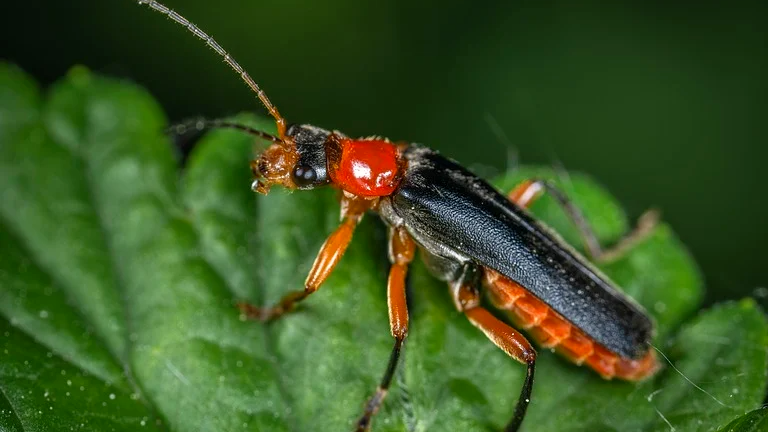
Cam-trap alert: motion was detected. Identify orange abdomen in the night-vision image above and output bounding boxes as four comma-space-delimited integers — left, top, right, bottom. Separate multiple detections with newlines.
484, 269, 659, 381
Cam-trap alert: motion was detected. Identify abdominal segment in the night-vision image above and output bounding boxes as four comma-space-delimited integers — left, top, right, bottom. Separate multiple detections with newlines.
483, 269, 659, 381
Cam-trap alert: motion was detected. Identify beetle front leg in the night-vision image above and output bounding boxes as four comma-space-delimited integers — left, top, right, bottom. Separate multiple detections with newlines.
239, 196, 371, 321
508, 179, 658, 263
355, 226, 415, 431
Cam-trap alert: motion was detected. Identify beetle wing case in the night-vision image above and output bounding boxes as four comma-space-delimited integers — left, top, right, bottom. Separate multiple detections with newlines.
388, 146, 654, 360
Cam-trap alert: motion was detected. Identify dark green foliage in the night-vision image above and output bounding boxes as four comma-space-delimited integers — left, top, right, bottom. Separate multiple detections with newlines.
0, 64, 766, 431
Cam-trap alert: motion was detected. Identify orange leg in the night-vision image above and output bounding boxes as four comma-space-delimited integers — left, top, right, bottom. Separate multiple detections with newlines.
451, 266, 536, 432
239, 196, 371, 321
508, 179, 658, 262
355, 226, 415, 432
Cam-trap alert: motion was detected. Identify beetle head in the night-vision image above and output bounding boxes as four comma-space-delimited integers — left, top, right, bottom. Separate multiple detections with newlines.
137, 0, 342, 195
251, 124, 335, 194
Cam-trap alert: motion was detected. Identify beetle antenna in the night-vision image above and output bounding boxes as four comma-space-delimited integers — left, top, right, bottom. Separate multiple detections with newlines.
137, 0, 288, 138
167, 117, 282, 144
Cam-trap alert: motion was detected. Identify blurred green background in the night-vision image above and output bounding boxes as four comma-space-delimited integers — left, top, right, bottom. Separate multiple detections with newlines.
1, 0, 766, 306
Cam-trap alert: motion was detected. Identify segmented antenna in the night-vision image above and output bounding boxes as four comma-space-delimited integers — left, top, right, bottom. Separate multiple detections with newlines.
167, 118, 282, 144
137, 0, 287, 137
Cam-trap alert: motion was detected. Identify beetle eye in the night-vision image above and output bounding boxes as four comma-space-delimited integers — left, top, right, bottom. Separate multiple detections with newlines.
292, 165, 318, 187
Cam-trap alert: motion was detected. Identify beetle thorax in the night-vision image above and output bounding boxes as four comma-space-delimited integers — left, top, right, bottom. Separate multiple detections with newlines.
328, 137, 402, 197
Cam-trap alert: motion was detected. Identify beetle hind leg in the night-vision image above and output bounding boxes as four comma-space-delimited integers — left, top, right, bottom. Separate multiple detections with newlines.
507, 179, 658, 263
451, 264, 537, 432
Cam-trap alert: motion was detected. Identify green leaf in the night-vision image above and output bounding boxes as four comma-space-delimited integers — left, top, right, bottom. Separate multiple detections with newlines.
0, 63, 766, 432
718, 407, 768, 432
647, 300, 768, 431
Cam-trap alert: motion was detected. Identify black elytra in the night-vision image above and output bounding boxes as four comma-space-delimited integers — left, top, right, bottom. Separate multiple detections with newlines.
380, 146, 653, 360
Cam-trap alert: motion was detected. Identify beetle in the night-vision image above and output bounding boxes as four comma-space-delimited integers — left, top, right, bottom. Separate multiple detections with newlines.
138, 1, 661, 430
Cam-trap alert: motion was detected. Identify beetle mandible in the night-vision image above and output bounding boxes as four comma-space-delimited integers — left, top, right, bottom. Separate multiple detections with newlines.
138, 1, 661, 430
